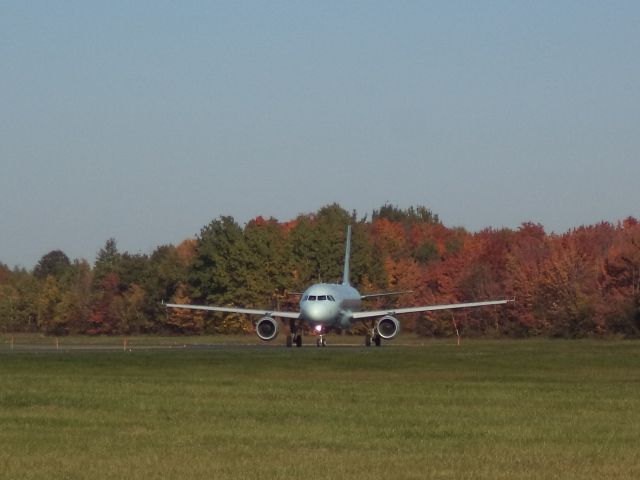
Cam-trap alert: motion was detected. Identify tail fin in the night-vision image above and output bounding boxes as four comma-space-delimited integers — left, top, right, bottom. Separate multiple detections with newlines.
342, 225, 352, 286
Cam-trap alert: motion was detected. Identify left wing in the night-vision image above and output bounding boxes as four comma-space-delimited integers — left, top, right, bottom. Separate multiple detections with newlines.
164, 303, 301, 319
351, 299, 513, 319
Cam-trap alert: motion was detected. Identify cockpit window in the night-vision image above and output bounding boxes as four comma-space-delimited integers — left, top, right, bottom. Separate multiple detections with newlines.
302, 295, 308, 301
308, 295, 317, 301
328, 295, 335, 301
318, 295, 327, 301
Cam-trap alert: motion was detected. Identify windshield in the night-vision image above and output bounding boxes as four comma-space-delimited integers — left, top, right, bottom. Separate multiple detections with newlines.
304, 294, 336, 302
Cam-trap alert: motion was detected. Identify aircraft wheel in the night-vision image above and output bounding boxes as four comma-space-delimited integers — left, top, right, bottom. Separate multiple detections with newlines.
316, 338, 321, 347
321, 338, 327, 347
374, 334, 381, 347
295, 335, 302, 348
365, 334, 372, 347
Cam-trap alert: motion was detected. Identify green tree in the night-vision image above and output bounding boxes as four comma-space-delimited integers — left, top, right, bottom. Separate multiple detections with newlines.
93, 238, 121, 286
413, 240, 440, 264
290, 204, 353, 285
36, 276, 66, 334
145, 244, 191, 332
188, 216, 260, 333
190, 216, 254, 305
33, 250, 71, 279
110, 284, 148, 334
372, 204, 440, 226
0, 284, 19, 332
244, 217, 295, 301
5, 269, 39, 332
57, 260, 94, 333
118, 253, 150, 289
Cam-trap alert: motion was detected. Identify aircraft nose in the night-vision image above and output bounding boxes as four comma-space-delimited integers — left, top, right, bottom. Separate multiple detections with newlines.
301, 302, 327, 322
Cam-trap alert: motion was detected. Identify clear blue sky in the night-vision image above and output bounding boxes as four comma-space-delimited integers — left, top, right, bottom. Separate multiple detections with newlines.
2, 1, 639, 268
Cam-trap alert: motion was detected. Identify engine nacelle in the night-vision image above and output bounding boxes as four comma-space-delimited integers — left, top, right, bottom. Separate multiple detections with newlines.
376, 315, 400, 340
256, 316, 279, 341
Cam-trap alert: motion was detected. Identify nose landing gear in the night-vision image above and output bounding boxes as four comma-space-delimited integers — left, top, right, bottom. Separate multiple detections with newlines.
314, 325, 327, 347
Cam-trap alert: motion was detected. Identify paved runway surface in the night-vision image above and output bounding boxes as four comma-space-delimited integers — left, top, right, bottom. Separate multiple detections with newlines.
0, 341, 386, 353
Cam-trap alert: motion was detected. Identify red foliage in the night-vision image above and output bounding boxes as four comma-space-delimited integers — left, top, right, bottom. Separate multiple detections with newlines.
87, 272, 120, 335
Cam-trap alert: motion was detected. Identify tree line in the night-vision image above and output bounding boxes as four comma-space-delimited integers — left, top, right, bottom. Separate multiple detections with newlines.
1, 203, 639, 338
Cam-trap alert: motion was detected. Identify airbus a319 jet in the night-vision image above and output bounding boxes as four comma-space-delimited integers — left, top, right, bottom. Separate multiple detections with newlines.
166, 226, 512, 347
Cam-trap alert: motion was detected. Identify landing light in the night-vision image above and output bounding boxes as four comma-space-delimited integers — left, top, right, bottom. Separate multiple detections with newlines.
314, 325, 322, 332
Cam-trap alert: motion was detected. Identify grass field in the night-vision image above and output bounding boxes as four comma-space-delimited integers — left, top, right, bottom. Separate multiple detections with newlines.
1, 339, 639, 479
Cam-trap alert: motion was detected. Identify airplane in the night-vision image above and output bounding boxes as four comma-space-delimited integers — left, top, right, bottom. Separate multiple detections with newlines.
165, 226, 513, 347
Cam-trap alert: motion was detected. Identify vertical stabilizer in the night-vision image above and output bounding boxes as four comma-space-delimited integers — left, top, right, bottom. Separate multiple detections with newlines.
342, 225, 352, 286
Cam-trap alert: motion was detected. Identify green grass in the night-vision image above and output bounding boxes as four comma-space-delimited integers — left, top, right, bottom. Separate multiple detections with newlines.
1, 340, 639, 479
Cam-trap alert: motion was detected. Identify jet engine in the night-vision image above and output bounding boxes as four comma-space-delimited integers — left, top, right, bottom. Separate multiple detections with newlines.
256, 316, 279, 341
376, 315, 400, 340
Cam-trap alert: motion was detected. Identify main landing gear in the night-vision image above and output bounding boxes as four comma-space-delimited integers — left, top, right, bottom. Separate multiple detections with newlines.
286, 319, 303, 348
365, 332, 382, 347
363, 321, 382, 347
316, 335, 327, 347
286, 334, 302, 348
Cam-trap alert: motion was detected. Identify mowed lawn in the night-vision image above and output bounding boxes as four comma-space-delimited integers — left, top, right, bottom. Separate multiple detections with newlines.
1, 340, 639, 479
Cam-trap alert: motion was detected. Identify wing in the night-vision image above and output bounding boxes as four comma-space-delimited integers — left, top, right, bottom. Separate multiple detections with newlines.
360, 290, 413, 300
164, 303, 301, 319
351, 299, 513, 319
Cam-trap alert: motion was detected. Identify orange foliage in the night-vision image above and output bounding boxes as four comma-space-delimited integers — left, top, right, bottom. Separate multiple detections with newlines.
167, 283, 205, 333
370, 218, 408, 259
175, 239, 197, 265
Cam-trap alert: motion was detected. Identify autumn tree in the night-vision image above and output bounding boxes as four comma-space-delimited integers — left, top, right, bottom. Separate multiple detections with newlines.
144, 244, 192, 332
503, 223, 550, 336
165, 283, 205, 333
4, 204, 640, 338
87, 272, 120, 334
370, 218, 409, 260
533, 237, 601, 337
599, 218, 640, 336
89, 239, 156, 334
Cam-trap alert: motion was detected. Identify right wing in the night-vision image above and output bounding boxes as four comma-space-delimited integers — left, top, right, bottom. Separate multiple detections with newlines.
360, 290, 413, 300
164, 303, 301, 319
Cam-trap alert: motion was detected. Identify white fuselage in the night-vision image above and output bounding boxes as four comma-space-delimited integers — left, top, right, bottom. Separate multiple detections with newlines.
299, 283, 362, 330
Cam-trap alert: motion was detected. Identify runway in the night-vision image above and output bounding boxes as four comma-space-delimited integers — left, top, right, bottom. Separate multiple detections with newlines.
0, 334, 445, 354
0, 340, 389, 354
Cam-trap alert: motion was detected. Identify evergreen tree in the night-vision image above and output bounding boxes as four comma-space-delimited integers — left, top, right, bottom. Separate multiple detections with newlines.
33, 250, 71, 279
